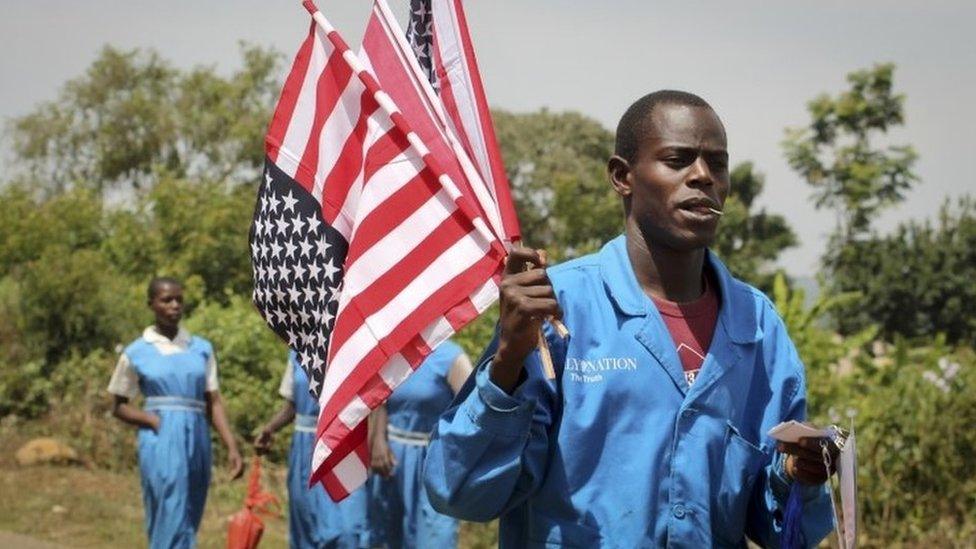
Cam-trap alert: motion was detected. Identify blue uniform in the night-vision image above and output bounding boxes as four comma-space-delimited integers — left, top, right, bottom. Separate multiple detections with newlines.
286, 351, 368, 549
122, 332, 214, 549
424, 235, 834, 548
369, 342, 463, 548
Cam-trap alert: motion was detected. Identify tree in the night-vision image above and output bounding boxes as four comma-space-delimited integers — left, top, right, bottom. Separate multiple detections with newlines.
7, 44, 280, 195
827, 197, 976, 345
492, 109, 622, 260
782, 63, 918, 242
103, 177, 259, 306
711, 162, 797, 289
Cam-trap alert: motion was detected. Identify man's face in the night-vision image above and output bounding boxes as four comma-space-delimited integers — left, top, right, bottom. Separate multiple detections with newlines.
149, 283, 184, 330
620, 103, 730, 251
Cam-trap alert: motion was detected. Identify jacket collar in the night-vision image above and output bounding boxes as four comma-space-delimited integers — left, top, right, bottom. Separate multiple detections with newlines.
143, 325, 192, 348
597, 234, 762, 344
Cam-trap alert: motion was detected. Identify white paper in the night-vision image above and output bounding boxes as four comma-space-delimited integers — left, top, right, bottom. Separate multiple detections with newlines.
767, 420, 830, 443
838, 431, 858, 549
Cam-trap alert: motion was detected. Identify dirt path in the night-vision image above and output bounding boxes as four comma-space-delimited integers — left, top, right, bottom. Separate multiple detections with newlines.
0, 530, 66, 549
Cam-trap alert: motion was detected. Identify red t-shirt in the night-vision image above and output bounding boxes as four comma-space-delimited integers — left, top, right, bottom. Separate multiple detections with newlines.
650, 274, 720, 386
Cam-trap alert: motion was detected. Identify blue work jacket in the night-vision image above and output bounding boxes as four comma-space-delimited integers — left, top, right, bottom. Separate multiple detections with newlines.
424, 235, 834, 548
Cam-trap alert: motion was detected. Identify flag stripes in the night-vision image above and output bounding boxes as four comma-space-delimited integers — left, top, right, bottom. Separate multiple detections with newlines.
256, 1, 508, 498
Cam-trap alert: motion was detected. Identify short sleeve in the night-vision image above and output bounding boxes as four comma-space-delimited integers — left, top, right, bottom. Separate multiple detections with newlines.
437, 341, 464, 377
107, 353, 140, 400
278, 361, 295, 401
205, 353, 220, 392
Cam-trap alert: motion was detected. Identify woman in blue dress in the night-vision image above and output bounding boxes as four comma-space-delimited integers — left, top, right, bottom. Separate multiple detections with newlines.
368, 340, 473, 548
254, 351, 368, 548
108, 277, 244, 549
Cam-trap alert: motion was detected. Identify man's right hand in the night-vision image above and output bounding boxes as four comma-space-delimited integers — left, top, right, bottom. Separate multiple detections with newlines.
490, 248, 562, 393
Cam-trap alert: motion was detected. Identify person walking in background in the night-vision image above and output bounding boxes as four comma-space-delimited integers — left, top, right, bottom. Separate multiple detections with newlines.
367, 340, 473, 549
254, 350, 368, 548
108, 277, 244, 549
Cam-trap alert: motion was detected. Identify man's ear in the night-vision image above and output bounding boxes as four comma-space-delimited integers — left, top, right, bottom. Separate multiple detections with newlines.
608, 155, 632, 198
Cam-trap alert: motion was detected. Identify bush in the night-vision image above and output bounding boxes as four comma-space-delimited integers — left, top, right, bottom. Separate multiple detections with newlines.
773, 274, 976, 546
183, 293, 288, 459
826, 196, 976, 346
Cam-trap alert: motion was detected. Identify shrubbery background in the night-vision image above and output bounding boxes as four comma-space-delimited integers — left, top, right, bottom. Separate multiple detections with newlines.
1, 47, 974, 546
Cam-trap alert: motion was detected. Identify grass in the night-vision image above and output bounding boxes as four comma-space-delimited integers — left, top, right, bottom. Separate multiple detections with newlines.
0, 462, 290, 548
0, 422, 496, 548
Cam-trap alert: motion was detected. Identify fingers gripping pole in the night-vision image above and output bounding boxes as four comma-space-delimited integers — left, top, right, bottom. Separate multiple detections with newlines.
533, 250, 568, 380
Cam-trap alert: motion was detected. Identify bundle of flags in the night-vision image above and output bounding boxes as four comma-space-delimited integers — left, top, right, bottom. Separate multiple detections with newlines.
249, 0, 518, 500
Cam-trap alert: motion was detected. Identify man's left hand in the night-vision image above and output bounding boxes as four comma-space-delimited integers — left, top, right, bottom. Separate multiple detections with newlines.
778, 437, 838, 485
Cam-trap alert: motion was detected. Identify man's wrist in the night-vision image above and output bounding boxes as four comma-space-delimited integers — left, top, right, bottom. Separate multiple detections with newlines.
489, 352, 524, 393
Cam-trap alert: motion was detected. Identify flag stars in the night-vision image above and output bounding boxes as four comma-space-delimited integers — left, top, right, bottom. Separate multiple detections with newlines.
322, 259, 341, 283
287, 285, 301, 303
307, 215, 321, 235
292, 261, 307, 281
315, 234, 332, 258
284, 239, 298, 259
267, 193, 281, 213
275, 217, 291, 236
316, 286, 330, 303
307, 261, 322, 281
276, 263, 290, 282
282, 190, 299, 213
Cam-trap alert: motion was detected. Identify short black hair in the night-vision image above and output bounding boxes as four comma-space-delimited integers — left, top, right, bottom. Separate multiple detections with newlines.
614, 90, 715, 162
147, 276, 182, 300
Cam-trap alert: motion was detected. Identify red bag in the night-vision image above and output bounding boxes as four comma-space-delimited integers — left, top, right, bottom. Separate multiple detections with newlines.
227, 456, 281, 549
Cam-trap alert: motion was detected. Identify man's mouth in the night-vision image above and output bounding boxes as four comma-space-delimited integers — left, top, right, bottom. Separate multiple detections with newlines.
677, 198, 723, 218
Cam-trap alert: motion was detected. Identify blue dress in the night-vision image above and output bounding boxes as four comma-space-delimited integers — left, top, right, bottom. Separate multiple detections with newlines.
287, 351, 368, 548
125, 334, 213, 549
369, 342, 463, 548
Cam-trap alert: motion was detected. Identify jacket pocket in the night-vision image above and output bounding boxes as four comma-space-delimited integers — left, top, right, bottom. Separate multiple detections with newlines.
713, 420, 767, 545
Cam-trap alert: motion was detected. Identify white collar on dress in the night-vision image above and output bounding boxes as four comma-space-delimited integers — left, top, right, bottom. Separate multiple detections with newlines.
142, 325, 192, 348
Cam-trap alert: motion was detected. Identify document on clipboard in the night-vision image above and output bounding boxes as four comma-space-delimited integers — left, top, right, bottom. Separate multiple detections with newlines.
767, 420, 858, 548
837, 428, 857, 549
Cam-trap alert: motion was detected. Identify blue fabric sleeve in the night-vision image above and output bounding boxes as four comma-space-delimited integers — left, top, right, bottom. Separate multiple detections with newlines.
424, 329, 559, 522
745, 326, 835, 548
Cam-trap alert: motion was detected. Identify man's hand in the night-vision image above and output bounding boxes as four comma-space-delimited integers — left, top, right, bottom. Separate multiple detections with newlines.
253, 428, 274, 455
490, 248, 562, 393
778, 437, 839, 485
146, 413, 161, 433
370, 437, 397, 478
227, 448, 245, 480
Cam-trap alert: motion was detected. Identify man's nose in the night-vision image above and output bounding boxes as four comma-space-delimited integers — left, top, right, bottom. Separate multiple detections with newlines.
687, 156, 714, 187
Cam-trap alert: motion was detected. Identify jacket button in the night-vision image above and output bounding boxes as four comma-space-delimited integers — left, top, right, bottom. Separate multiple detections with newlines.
672, 504, 686, 519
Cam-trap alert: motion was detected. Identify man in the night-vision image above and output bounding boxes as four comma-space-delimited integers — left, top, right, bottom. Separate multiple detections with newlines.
423, 90, 836, 547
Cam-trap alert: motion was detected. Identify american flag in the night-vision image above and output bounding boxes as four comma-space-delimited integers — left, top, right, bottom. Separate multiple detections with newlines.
251, 0, 508, 500
409, 0, 521, 245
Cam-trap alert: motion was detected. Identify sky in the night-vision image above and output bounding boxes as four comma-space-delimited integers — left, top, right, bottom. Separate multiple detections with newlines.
2, 0, 974, 276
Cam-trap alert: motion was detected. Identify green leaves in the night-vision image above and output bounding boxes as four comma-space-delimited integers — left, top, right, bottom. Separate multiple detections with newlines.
826, 197, 976, 345
7, 44, 279, 195
711, 162, 797, 290
183, 295, 286, 444
492, 109, 621, 260
783, 63, 918, 239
